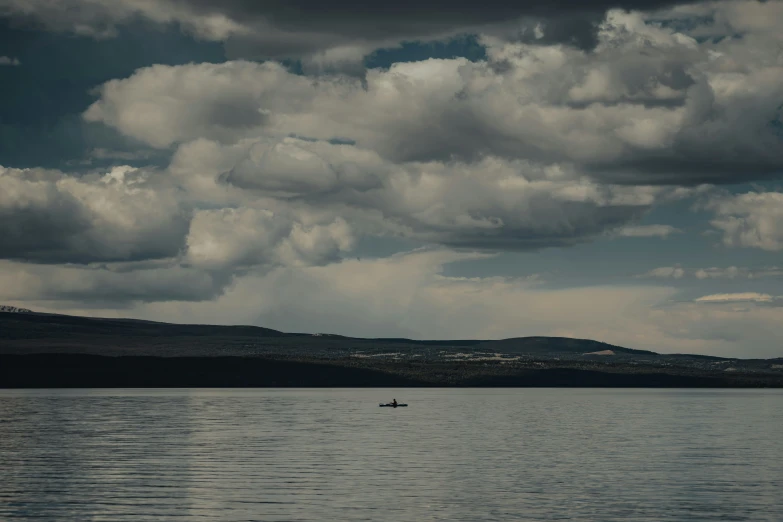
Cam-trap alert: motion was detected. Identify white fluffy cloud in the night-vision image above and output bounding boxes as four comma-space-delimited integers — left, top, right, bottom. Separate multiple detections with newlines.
707, 192, 783, 251
82, 9, 769, 264
179, 135, 694, 249
0, 159, 358, 300
224, 137, 385, 195
83, 9, 783, 184
11, 4, 781, 304
185, 207, 354, 270
0, 121, 695, 308
3, 2, 783, 357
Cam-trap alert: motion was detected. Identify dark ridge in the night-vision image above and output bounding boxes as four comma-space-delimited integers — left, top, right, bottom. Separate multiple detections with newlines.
0, 310, 287, 340
0, 354, 425, 388
2, 310, 782, 388
1, 311, 632, 351
2, 354, 775, 389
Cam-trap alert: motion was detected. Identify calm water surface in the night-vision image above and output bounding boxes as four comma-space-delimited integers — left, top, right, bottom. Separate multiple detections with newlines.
1, 388, 782, 521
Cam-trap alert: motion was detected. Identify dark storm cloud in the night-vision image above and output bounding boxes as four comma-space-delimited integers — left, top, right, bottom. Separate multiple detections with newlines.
0, 184, 93, 259
196, 0, 704, 57
0, 0, 713, 60
0, 167, 190, 264
0, 212, 189, 264
589, 154, 783, 186
183, 0, 699, 31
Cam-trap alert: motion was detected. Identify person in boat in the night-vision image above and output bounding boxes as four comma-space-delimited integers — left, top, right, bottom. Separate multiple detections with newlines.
392, 399, 397, 406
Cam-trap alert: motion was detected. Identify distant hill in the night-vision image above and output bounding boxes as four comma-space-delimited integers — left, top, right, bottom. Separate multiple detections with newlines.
0, 310, 651, 357
2, 310, 782, 388
0, 309, 286, 341
0, 308, 738, 363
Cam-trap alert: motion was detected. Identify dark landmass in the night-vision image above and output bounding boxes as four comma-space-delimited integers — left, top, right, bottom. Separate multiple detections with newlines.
2, 310, 782, 388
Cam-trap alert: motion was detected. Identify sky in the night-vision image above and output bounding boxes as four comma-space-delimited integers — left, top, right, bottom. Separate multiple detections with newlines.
1, 0, 782, 358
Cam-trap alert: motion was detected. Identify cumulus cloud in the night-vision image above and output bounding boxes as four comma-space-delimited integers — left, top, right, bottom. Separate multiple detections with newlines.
0, 56, 20, 66
0, 165, 189, 263
83, 8, 783, 185
185, 207, 355, 270
707, 192, 783, 251
0, 150, 688, 306
222, 137, 385, 195
5, 1, 783, 358
188, 135, 694, 250
15, 5, 764, 305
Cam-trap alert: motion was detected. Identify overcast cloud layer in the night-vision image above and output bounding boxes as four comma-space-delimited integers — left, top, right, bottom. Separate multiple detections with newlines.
1, 0, 783, 357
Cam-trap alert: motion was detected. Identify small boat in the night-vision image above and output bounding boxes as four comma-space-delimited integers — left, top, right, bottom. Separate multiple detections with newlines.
379, 403, 408, 407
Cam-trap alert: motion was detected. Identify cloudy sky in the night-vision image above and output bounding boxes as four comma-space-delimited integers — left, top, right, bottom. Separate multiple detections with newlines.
1, 0, 783, 357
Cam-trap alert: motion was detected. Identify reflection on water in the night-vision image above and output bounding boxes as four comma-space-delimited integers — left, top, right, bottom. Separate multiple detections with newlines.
1, 389, 782, 521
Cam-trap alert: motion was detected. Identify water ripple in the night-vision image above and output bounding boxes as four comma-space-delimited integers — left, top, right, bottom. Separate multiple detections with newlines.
1, 388, 782, 521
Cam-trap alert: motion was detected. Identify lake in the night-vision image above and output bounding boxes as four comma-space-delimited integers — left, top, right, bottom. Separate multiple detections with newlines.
1, 388, 782, 521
